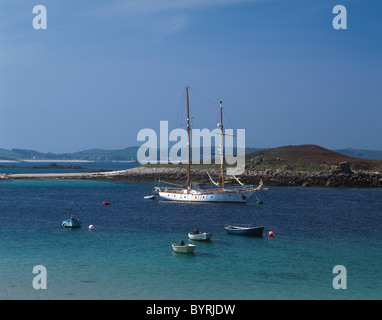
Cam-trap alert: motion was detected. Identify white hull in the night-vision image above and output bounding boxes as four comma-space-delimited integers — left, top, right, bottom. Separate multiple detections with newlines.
158, 190, 254, 203
147, 86, 268, 205
172, 244, 196, 254
188, 232, 212, 241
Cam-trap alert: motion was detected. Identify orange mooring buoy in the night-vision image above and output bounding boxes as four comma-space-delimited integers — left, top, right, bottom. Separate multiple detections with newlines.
268, 231, 275, 237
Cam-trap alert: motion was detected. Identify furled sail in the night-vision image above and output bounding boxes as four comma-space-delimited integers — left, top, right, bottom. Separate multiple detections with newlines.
206, 170, 220, 186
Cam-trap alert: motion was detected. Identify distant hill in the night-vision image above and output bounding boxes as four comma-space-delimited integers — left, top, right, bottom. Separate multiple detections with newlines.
66, 147, 139, 161
0, 148, 22, 160
246, 144, 382, 172
334, 148, 382, 161
1, 145, 382, 172
0, 147, 140, 161
0, 146, 260, 161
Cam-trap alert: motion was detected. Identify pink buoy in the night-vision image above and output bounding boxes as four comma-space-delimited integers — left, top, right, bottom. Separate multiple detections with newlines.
268, 231, 275, 237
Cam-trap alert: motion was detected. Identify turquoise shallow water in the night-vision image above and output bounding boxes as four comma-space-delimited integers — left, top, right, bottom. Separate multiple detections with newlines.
0, 178, 381, 299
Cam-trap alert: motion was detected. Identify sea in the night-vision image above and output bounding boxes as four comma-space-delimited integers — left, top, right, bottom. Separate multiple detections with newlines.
0, 161, 381, 300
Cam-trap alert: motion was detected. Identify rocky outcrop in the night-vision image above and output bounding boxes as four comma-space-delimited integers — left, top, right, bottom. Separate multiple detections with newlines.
1, 165, 381, 188
102, 166, 382, 188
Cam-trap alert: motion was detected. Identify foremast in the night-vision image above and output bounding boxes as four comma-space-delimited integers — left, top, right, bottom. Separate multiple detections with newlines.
185, 84, 191, 190
219, 101, 225, 191
185, 85, 226, 192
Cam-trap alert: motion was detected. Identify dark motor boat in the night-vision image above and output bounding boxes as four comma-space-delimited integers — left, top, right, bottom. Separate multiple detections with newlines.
224, 225, 264, 237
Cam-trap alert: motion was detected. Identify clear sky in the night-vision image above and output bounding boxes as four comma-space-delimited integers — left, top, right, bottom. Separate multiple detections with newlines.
0, 0, 381, 153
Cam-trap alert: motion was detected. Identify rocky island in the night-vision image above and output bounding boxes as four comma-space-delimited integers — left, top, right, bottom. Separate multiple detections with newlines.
0, 162, 85, 170
1, 145, 381, 188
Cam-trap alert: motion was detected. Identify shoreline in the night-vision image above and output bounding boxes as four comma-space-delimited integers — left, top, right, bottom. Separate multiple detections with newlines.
0, 159, 138, 163
0, 160, 94, 164
1, 166, 381, 188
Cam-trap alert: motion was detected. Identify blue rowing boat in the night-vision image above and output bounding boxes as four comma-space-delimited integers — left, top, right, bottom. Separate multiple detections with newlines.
61, 209, 82, 228
62, 217, 82, 228
224, 225, 264, 237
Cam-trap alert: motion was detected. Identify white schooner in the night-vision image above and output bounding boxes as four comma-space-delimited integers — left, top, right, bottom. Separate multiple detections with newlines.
155, 85, 265, 203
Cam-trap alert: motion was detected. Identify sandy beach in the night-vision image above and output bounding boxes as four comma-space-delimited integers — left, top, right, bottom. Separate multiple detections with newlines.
0, 169, 130, 180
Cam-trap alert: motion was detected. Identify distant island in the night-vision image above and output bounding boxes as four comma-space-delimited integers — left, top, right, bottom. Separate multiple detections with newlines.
0, 147, 140, 161
125, 144, 382, 188
1, 145, 382, 161
0, 162, 86, 170
1, 144, 381, 188
242, 144, 382, 187
0, 146, 263, 162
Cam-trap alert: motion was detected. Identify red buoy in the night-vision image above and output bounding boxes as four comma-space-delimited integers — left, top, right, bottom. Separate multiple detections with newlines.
103, 201, 110, 205
268, 231, 275, 237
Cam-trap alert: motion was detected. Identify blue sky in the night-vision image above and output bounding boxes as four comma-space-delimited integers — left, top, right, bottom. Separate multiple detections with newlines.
0, 0, 381, 153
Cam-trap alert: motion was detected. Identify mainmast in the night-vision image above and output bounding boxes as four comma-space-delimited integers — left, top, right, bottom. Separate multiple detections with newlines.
186, 84, 191, 189
219, 101, 225, 190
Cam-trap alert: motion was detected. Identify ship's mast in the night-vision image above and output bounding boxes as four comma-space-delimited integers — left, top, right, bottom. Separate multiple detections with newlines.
186, 84, 191, 189
220, 101, 225, 190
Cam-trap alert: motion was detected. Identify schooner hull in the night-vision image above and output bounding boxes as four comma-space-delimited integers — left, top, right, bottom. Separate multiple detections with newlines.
148, 86, 267, 205
158, 190, 254, 203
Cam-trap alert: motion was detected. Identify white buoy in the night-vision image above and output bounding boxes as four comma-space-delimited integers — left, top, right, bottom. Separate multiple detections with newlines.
89, 224, 94, 231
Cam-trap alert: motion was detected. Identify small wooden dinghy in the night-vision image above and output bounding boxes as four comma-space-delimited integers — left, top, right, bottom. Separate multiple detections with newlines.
188, 230, 212, 241
172, 243, 196, 254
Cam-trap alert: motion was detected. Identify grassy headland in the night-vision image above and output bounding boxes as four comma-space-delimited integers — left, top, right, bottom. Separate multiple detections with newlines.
140, 144, 382, 188
244, 144, 382, 173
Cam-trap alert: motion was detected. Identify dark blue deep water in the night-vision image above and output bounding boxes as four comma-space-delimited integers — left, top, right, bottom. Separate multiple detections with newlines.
0, 167, 381, 299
